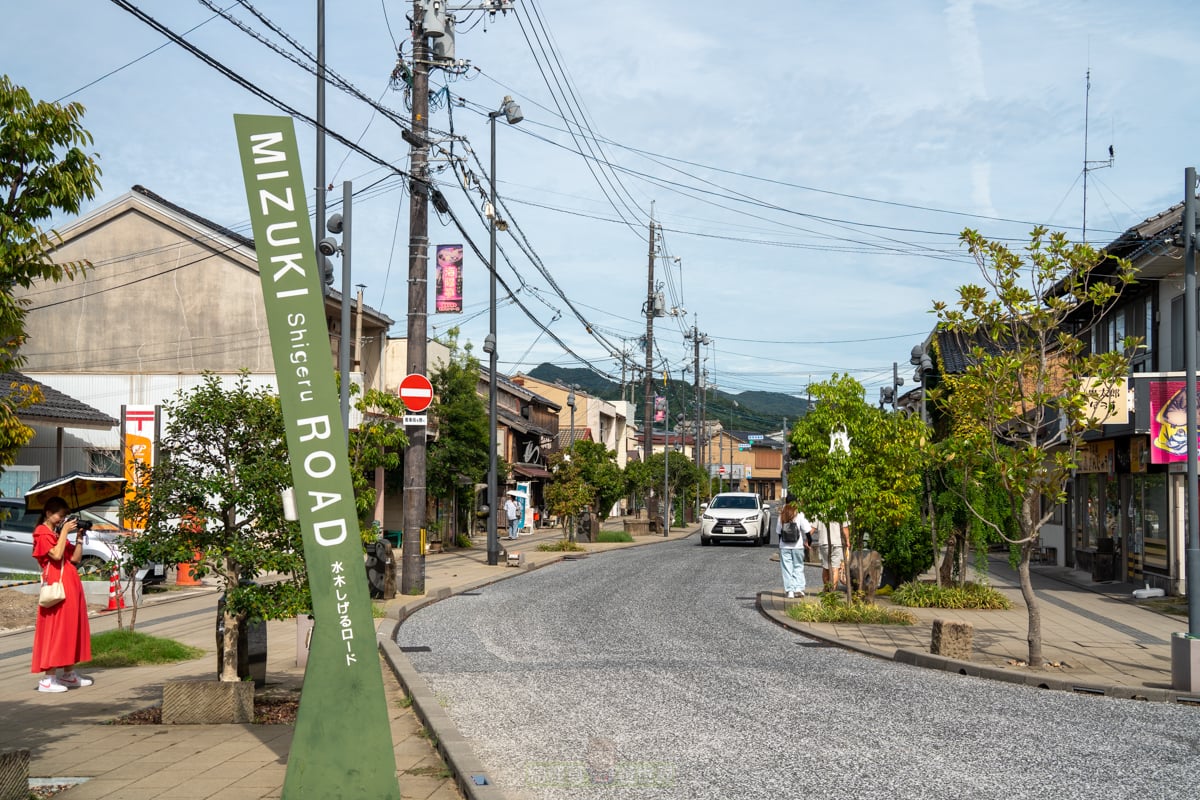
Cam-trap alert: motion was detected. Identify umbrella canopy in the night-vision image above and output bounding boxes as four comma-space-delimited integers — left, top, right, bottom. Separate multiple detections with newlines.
505, 489, 529, 497
24, 471, 127, 513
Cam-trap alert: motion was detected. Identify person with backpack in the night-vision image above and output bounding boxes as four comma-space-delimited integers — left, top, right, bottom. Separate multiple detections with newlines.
775, 495, 812, 598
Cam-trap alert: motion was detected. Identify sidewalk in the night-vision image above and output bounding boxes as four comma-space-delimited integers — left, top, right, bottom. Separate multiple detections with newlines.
0, 521, 687, 800
758, 553, 1199, 704
1, 522, 1194, 800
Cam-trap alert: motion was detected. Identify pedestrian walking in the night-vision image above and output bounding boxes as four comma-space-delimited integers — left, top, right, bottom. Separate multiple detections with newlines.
775, 495, 812, 598
813, 519, 850, 591
504, 495, 520, 540
31, 497, 93, 693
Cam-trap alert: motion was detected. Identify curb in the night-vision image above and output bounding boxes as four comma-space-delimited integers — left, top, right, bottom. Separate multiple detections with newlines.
756, 592, 1200, 707
379, 637, 508, 800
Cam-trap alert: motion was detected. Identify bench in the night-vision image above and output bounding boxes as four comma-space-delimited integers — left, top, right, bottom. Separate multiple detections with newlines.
1031, 546, 1057, 565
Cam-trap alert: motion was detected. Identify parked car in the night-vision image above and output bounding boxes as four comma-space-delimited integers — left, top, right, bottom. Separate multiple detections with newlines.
0, 498, 165, 583
699, 492, 770, 546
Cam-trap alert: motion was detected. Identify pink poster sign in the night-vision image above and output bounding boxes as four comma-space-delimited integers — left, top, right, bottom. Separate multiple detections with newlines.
435, 244, 463, 313
1148, 379, 1197, 464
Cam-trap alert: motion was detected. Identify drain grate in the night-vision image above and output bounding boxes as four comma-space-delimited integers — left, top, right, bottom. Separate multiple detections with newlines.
399, 645, 432, 653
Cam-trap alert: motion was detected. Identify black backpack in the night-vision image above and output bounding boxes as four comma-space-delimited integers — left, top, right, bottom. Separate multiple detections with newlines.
780, 520, 801, 544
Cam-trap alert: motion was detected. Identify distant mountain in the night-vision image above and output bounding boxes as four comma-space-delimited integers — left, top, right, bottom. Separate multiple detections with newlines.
525, 363, 808, 434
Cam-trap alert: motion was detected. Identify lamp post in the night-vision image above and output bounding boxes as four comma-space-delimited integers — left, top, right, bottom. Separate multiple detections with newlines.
566, 386, 576, 452
486, 95, 523, 567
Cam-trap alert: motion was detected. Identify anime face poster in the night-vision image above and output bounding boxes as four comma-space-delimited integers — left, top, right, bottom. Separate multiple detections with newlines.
1148, 380, 1199, 464
435, 244, 463, 313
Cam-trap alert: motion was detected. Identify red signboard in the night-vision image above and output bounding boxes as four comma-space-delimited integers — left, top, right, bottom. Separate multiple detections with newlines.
398, 373, 433, 413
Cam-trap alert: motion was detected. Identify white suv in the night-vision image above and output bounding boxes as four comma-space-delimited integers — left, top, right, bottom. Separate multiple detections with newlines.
699, 492, 769, 546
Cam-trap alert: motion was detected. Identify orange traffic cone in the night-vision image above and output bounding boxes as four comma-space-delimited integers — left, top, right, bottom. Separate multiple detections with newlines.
175, 553, 202, 586
106, 566, 124, 610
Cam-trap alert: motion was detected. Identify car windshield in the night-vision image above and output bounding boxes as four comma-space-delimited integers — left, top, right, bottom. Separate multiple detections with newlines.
710, 496, 758, 510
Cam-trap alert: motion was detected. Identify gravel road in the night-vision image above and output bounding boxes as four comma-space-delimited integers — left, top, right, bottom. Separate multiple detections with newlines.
397, 537, 1200, 800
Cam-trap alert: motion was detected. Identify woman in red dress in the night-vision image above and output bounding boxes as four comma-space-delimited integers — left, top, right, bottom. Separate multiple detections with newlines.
31, 497, 93, 693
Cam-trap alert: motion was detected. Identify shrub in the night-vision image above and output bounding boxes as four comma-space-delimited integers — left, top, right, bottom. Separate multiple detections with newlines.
891, 581, 1012, 610
536, 539, 586, 552
786, 592, 915, 625
454, 533, 473, 549
595, 530, 633, 543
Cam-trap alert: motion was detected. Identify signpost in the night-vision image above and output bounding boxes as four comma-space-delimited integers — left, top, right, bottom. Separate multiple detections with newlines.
234, 114, 399, 799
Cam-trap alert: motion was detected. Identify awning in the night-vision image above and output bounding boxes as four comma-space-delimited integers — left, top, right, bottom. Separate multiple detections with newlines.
512, 463, 552, 479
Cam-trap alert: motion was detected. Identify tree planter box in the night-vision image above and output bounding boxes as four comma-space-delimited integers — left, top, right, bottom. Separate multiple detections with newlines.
162, 680, 253, 724
1172, 632, 1200, 693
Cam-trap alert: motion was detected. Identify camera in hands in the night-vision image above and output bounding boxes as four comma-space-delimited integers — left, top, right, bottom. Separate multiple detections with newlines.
68, 515, 93, 533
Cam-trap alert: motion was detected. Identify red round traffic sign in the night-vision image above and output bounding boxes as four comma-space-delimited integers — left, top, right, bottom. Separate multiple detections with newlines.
398, 373, 433, 413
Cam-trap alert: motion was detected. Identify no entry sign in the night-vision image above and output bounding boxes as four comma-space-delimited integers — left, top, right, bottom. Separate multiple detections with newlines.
398, 373, 433, 413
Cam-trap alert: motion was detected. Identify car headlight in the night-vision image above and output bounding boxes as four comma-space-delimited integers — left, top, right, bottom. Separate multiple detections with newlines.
740, 513, 760, 522
701, 513, 715, 521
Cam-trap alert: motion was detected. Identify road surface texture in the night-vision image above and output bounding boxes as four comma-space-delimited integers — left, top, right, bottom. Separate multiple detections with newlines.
397, 537, 1200, 800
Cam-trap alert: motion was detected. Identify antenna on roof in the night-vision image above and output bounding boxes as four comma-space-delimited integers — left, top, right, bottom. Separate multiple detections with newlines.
1082, 68, 1114, 245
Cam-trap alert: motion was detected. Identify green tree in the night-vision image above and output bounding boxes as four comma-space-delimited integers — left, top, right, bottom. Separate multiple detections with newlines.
122, 373, 305, 681
643, 449, 704, 527
930, 461, 1016, 585
0, 76, 101, 465
427, 330, 489, 538
789, 374, 930, 588
347, 382, 407, 539
544, 448, 591, 541
565, 439, 624, 521
932, 227, 1134, 667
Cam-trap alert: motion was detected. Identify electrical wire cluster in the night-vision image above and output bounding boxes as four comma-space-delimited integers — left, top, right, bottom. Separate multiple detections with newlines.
85, 0, 1133, 401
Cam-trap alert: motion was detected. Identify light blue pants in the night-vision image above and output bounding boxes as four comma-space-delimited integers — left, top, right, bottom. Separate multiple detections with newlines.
780, 548, 807, 593
508, 518, 519, 539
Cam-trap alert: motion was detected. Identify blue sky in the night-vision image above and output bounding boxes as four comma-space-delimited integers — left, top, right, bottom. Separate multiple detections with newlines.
5, 1, 1200, 407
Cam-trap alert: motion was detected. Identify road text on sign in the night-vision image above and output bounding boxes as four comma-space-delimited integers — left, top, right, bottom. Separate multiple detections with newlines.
403, 415, 428, 427
398, 373, 434, 413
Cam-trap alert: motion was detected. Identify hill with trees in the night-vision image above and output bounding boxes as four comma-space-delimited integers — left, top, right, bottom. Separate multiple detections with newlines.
526, 364, 808, 434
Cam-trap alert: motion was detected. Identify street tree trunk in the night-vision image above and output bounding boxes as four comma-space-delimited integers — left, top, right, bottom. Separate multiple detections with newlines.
1017, 542, 1043, 668
220, 555, 241, 682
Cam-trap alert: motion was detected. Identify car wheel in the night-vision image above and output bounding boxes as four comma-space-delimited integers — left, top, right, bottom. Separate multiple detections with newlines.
77, 556, 107, 577
701, 535, 711, 546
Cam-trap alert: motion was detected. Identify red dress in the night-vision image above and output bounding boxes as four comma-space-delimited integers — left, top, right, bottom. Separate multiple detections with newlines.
31, 524, 92, 673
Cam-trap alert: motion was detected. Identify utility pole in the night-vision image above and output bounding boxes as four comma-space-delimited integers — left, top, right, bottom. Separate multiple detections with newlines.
401, 1, 433, 595
643, 219, 657, 521
781, 416, 788, 498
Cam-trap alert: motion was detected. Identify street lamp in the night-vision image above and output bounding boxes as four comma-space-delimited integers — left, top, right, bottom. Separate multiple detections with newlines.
486, 95, 523, 567
566, 385, 576, 452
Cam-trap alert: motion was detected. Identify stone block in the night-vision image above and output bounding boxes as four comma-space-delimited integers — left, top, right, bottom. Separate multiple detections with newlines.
930, 618, 974, 661
162, 680, 254, 724
1171, 632, 1200, 693
0, 749, 29, 800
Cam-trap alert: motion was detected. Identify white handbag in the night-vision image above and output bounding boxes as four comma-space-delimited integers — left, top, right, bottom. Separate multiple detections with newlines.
38, 573, 66, 608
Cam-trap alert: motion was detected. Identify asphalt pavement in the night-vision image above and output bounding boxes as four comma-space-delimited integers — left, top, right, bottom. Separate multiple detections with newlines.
0, 518, 1196, 799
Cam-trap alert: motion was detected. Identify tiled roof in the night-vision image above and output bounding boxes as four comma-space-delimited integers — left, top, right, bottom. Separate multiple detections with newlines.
0, 372, 118, 429
936, 329, 1009, 375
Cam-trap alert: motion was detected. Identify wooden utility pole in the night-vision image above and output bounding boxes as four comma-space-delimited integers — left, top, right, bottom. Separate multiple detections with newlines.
402, 1, 431, 595
643, 220, 657, 521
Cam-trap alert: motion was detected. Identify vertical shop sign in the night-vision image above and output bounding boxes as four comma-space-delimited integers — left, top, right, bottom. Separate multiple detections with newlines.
435, 243, 463, 313
234, 114, 399, 799
121, 405, 157, 530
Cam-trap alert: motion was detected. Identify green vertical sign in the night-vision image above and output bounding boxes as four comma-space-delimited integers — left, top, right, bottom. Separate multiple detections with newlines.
233, 114, 400, 799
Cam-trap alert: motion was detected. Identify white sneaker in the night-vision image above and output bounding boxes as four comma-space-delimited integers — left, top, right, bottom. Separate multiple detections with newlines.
786, 591, 795, 599
58, 671, 93, 688
37, 676, 68, 693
